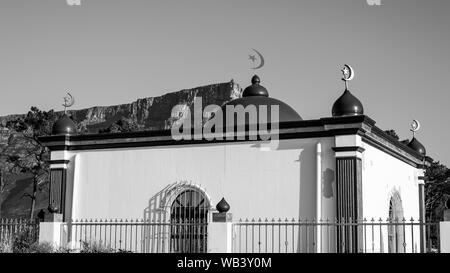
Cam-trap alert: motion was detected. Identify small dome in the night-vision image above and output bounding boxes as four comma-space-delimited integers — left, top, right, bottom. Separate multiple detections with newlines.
242, 75, 269, 97
332, 89, 364, 117
52, 115, 77, 135
407, 137, 426, 156
214, 75, 302, 126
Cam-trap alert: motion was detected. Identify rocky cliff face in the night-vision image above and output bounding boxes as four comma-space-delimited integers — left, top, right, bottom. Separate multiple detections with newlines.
0, 80, 242, 218
72, 81, 241, 133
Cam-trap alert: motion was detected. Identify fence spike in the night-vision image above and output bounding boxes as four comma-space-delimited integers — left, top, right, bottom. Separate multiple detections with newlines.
258, 218, 262, 223
410, 217, 414, 222
292, 218, 295, 222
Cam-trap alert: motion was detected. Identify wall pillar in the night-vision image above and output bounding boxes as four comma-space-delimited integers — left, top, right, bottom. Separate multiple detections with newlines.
418, 179, 426, 252
48, 151, 70, 221
333, 135, 365, 253
207, 212, 233, 253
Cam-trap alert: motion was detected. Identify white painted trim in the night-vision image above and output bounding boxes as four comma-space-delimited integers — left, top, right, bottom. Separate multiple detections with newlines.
50, 163, 68, 169
316, 142, 322, 253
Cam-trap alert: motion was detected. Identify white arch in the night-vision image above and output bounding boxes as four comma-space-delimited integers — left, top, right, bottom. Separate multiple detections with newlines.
159, 181, 213, 212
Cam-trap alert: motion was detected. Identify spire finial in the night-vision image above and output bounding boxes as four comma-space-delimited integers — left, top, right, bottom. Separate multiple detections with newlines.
341, 64, 355, 90
216, 197, 230, 213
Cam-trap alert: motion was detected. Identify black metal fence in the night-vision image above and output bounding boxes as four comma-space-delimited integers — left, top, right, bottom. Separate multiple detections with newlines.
0, 218, 40, 245
64, 219, 208, 253
232, 218, 440, 253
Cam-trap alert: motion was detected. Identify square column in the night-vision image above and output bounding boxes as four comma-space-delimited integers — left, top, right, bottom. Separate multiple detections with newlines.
333, 135, 365, 253
207, 212, 233, 253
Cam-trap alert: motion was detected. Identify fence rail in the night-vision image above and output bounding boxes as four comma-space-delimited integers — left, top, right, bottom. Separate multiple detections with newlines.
232, 218, 440, 253
0, 218, 40, 244
63, 219, 208, 253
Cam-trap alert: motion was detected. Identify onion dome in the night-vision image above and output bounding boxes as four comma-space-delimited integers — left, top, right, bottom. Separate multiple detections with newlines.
216, 197, 230, 213
52, 114, 77, 135
332, 89, 364, 117
216, 75, 302, 126
407, 137, 426, 156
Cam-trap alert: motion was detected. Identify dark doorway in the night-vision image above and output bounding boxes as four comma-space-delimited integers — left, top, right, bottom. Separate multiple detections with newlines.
170, 189, 209, 253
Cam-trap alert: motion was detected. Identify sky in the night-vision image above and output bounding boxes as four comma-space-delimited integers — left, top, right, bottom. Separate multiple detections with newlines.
0, 0, 449, 165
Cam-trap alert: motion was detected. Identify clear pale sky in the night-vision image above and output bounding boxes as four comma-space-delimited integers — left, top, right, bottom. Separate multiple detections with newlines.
0, 0, 449, 165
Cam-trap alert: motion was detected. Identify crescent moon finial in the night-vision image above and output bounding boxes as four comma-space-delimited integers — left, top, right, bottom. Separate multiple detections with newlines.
341, 64, 355, 90
250, 48, 265, 70
62, 92, 75, 114
410, 119, 421, 138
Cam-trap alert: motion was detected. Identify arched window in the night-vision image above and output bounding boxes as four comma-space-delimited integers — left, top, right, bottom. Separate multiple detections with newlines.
170, 189, 209, 253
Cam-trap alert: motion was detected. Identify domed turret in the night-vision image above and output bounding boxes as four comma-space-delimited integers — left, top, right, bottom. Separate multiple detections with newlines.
407, 137, 426, 156
52, 115, 77, 135
332, 64, 364, 117
332, 89, 364, 117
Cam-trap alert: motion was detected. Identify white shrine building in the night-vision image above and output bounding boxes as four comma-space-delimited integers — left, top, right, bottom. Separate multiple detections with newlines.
38, 70, 430, 253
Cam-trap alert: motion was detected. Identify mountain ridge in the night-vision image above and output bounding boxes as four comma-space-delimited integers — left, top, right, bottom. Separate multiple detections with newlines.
0, 80, 242, 218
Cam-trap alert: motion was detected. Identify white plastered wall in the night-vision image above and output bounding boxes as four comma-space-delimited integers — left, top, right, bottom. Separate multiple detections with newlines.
361, 142, 423, 252
67, 137, 336, 222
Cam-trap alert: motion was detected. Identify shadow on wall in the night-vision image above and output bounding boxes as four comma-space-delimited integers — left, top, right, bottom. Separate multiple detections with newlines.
143, 181, 210, 222
143, 184, 173, 222
323, 168, 335, 199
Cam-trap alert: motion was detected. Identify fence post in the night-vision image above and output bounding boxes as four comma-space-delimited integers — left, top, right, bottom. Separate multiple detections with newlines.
38, 213, 68, 249
207, 212, 233, 253
439, 209, 450, 253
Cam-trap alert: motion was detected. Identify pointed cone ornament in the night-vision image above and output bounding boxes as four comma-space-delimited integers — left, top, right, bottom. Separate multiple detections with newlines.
216, 197, 230, 213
